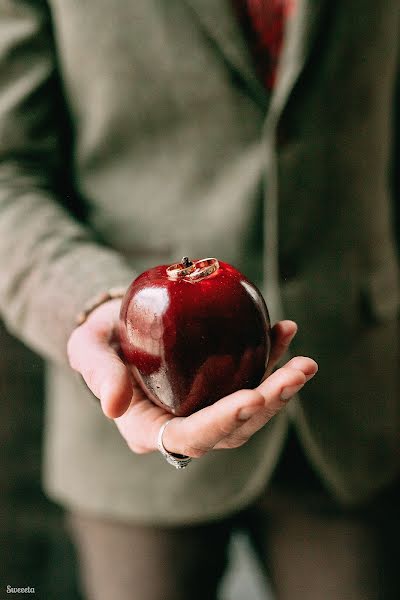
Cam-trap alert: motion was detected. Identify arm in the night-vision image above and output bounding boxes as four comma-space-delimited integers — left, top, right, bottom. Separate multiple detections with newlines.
0, 0, 133, 363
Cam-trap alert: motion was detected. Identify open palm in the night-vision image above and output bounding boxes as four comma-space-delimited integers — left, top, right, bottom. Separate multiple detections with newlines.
68, 298, 317, 458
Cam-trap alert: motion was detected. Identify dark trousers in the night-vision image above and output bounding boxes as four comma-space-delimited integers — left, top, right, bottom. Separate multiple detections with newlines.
67, 433, 400, 600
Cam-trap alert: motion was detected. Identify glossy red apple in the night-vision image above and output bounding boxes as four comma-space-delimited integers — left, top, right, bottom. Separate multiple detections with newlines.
119, 257, 271, 416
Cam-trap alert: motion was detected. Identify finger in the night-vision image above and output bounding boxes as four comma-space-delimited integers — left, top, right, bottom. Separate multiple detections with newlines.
162, 389, 266, 457
282, 355, 319, 382
67, 325, 133, 418
214, 356, 318, 449
114, 394, 170, 454
162, 356, 317, 457
185, 355, 236, 413
264, 320, 298, 378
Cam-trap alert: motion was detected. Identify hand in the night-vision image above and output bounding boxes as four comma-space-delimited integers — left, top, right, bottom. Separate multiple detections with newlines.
67, 299, 318, 458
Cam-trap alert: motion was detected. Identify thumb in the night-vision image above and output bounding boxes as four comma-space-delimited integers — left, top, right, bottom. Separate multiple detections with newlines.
67, 324, 133, 418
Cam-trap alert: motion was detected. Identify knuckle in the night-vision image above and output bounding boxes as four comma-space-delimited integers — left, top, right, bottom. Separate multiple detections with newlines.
223, 433, 249, 449
216, 423, 236, 438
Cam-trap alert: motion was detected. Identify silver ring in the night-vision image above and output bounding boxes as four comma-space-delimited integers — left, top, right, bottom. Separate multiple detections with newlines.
157, 420, 192, 469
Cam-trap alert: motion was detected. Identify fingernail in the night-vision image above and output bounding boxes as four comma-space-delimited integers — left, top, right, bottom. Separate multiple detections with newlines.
238, 405, 261, 421
283, 329, 297, 345
305, 370, 317, 382
280, 382, 304, 401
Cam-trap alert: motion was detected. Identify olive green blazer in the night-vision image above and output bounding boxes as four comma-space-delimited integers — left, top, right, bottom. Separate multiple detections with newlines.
0, 0, 399, 524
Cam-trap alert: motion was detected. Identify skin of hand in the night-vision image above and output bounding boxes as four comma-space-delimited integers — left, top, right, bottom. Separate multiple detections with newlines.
67, 299, 318, 458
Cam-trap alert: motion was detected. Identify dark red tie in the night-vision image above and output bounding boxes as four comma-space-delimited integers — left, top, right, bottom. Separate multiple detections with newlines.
234, 0, 294, 89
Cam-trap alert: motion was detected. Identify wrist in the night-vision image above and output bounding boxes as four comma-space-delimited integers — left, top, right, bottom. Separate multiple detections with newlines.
76, 286, 127, 326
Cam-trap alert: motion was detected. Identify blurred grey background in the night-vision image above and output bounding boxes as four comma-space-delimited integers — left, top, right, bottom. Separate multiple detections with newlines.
0, 323, 81, 598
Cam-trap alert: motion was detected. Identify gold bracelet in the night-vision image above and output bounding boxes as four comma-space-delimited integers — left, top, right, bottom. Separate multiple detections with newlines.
76, 286, 127, 326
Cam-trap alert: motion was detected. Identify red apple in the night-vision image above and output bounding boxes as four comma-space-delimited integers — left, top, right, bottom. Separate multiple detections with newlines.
119, 257, 271, 416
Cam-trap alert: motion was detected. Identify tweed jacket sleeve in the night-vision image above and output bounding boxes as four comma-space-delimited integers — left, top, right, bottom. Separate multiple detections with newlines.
0, 1, 134, 363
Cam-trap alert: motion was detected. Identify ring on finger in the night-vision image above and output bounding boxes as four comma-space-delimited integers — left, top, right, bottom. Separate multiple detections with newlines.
157, 420, 192, 469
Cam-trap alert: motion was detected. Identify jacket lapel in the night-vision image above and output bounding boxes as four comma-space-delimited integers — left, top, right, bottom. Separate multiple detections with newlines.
269, 0, 328, 122
184, 0, 327, 120
183, 0, 267, 106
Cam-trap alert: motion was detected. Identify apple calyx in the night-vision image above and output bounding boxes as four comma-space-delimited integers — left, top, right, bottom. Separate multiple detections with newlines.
166, 256, 220, 282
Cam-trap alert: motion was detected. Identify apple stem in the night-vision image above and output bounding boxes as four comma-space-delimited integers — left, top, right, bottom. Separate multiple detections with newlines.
182, 256, 193, 268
